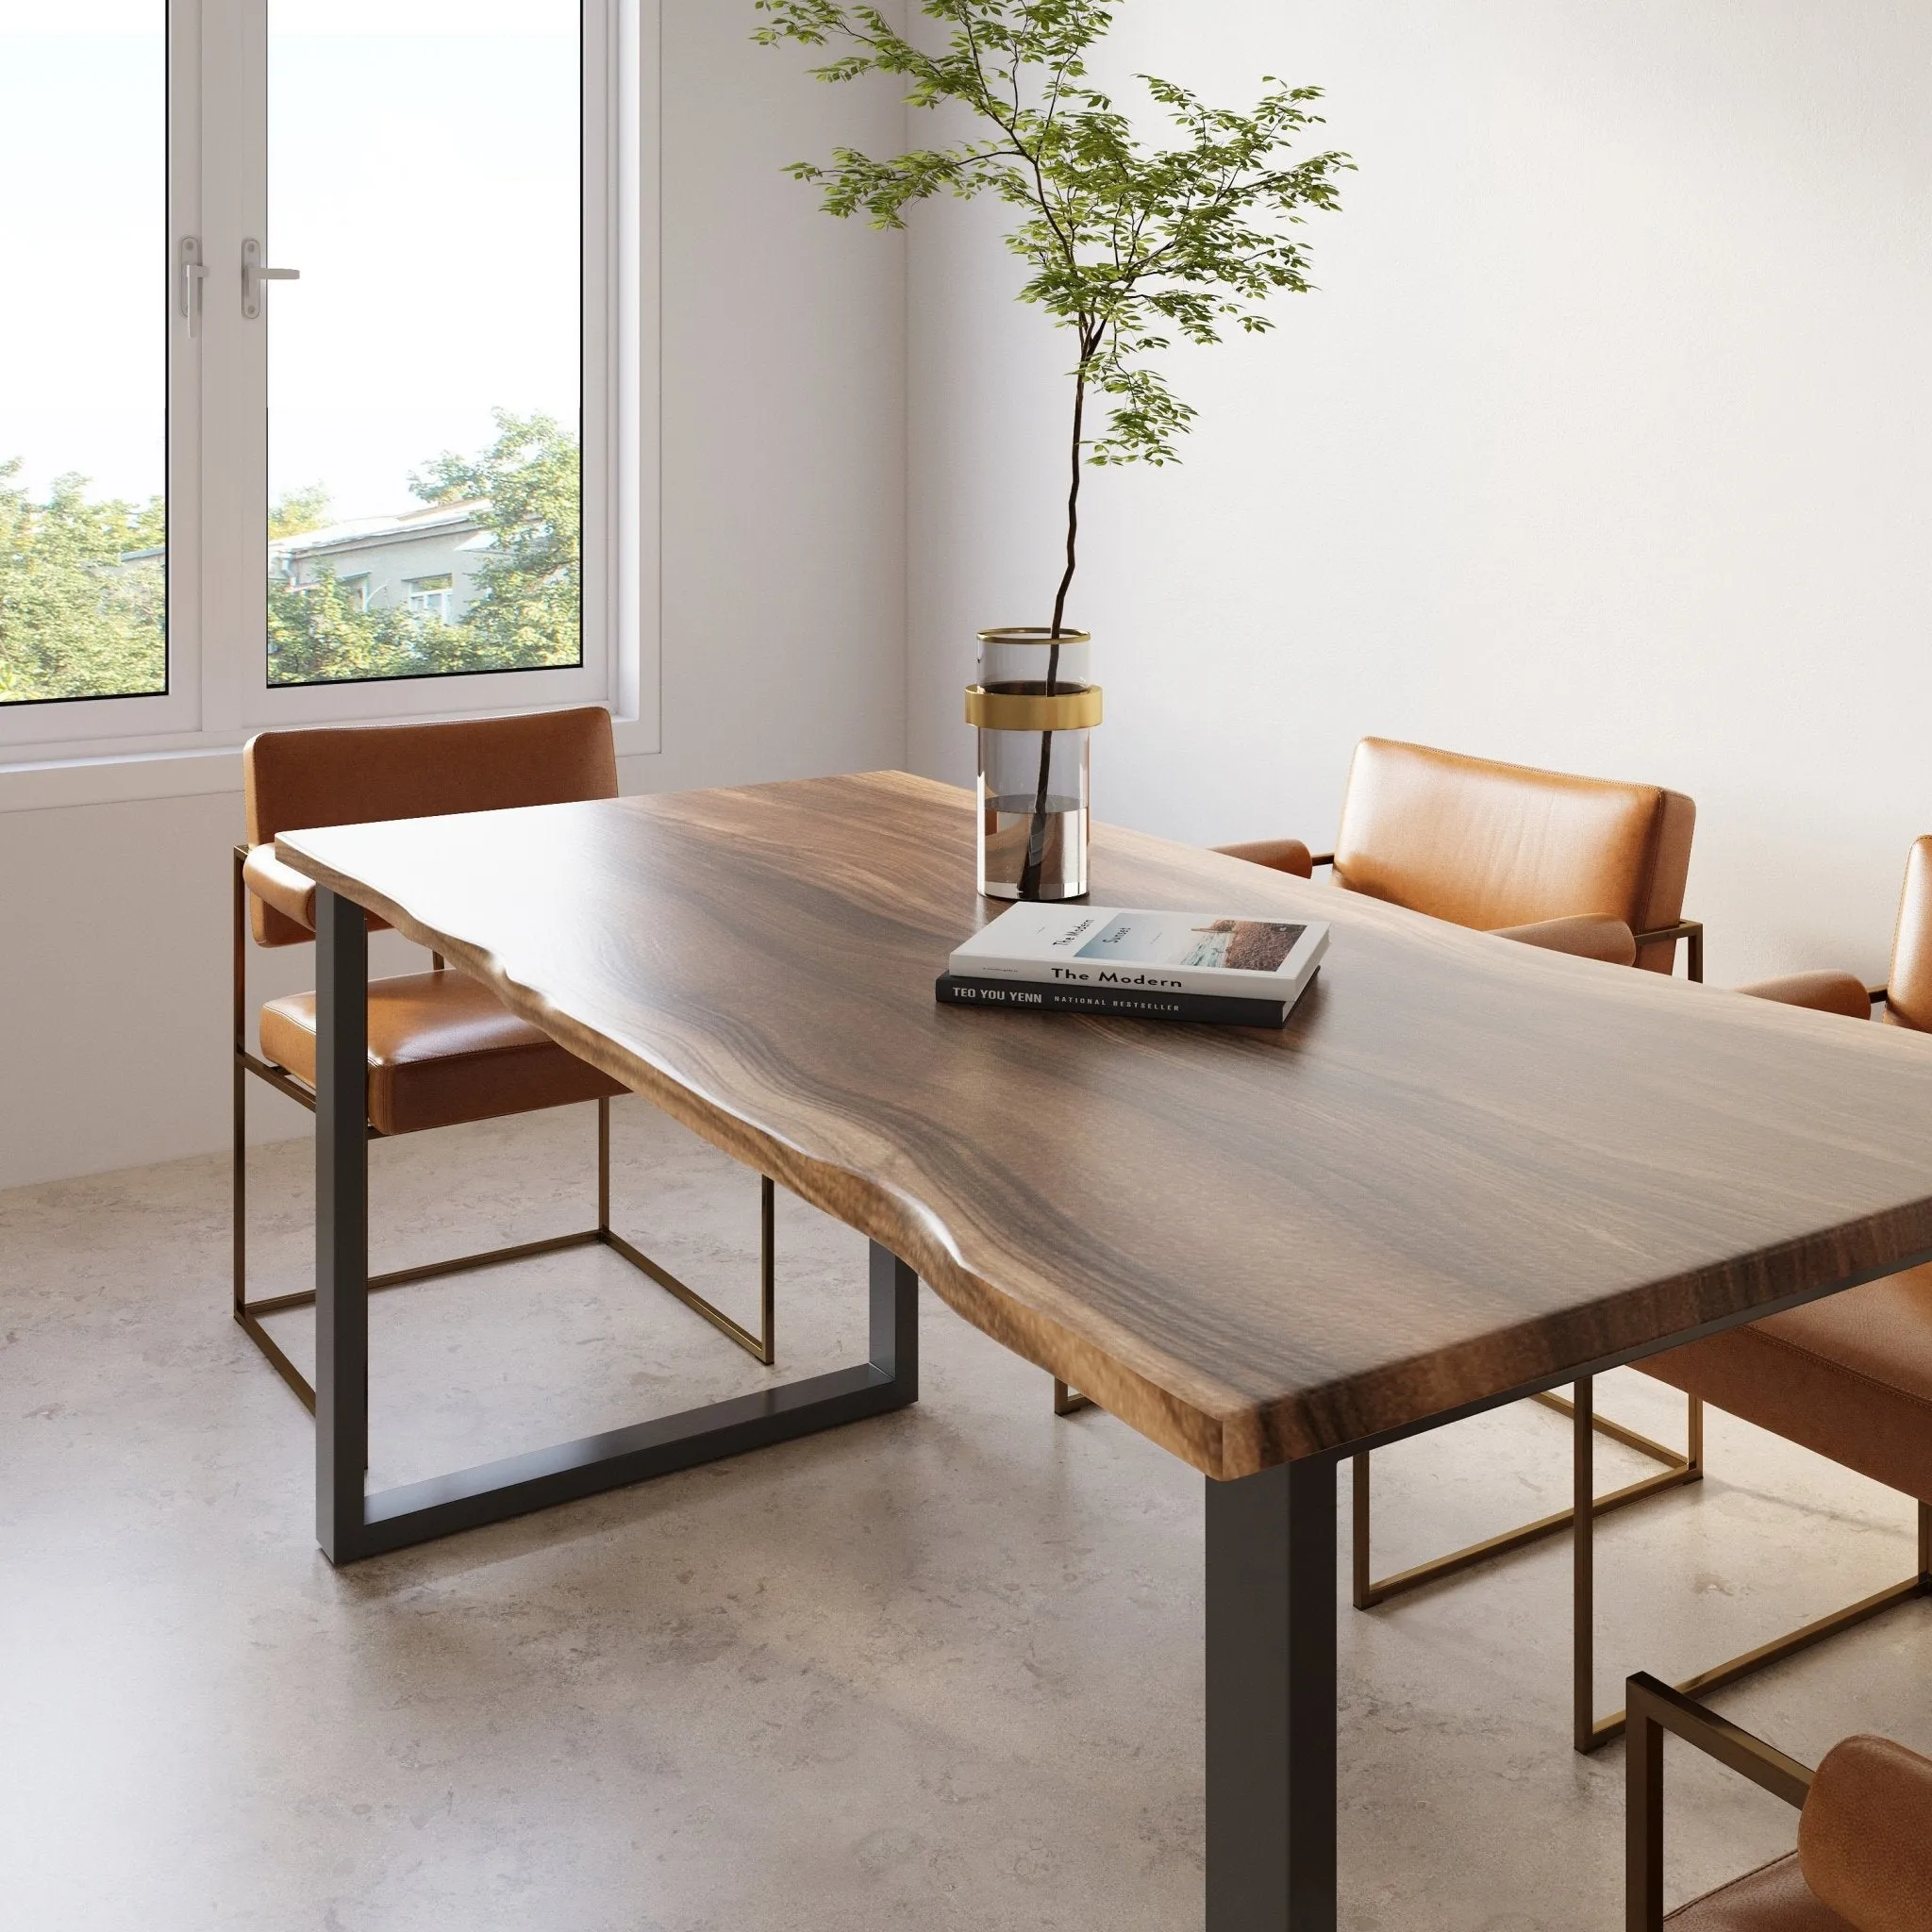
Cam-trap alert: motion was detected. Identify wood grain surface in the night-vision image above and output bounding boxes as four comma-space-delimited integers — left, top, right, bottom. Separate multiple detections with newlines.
277, 772, 1932, 1478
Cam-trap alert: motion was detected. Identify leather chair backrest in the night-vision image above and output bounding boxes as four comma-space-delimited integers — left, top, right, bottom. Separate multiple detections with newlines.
1884, 837, 1932, 1031
1331, 739, 1696, 974
1799, 1732, 1932, 1931
243, 706, 618, 946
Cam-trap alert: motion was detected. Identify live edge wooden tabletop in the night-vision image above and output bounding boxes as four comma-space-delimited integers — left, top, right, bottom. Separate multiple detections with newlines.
277, 770, 1932, 1481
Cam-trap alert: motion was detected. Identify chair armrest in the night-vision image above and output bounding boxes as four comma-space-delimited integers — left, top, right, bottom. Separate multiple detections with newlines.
1800, 1733, 1932, 1929
1626, 1674, 1812, 1932
242, 843, 390, 948
1736, 970, 1873, 1020
1212, 837, 1314, 878
1491, 914, 1637, 967
242, 844, 317, 935
1632, 917, 1704, 982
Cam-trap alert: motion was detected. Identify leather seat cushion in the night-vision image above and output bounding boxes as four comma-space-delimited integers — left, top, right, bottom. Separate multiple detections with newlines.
1639, 1266, 1932, 1504
1666, 1854, 1851, 1929
259, 970, 625, 1137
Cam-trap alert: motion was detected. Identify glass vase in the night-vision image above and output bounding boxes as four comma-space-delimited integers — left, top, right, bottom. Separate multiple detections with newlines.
967, 627, 1101, 901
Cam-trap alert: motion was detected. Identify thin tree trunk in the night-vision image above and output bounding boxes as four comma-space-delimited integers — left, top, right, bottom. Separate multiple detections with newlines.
1017, 346, 1089, 899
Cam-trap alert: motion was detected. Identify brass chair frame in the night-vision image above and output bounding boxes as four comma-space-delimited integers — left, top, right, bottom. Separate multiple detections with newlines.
232, 845, 775, 1412
1052, 1376, 1089, 1416
1624, 1671, 1815, 1931
1354, 1385, 1704, 1608
1574, 1375, 1932, 1753
1351, 963, 1928, 1749
1342, 898, 1706, 1599
1580, 982, 1921, 1752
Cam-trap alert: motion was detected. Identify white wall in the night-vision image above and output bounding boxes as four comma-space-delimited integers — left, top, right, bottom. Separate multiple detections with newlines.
13, 0, 1932, 1192
908, 0, 1932, 989
0, 3, 907, 1192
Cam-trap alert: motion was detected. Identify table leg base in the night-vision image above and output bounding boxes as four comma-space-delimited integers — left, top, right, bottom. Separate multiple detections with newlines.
312, 884, 919, 1568
322, 1239, 918, 1565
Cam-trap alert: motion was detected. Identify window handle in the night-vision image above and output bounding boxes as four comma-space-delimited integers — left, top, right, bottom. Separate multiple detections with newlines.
178, 235, 207, 338
242, 237, 300, 319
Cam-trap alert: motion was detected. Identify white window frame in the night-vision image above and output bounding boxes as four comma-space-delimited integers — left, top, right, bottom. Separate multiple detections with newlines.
404, 576, 455, 624
0, 0, 658, 793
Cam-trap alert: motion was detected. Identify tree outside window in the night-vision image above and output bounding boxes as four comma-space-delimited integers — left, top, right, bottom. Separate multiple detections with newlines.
0, 461, 166, 705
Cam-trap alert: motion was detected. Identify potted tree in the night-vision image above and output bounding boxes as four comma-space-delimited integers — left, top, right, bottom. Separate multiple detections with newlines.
757, 0, 1350, 898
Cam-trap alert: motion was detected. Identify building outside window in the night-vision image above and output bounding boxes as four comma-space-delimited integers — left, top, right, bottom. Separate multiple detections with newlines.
268, 502, 485, 624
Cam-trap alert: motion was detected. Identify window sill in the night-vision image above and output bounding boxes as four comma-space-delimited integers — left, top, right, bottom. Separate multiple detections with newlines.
0, 712, 660, 814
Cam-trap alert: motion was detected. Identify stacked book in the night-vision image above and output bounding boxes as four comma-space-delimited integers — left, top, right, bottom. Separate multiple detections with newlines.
937, 903, 1329, 1029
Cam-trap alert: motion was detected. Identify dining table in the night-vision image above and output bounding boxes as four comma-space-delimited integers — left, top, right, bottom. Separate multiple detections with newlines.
275, 769, 1932, 1929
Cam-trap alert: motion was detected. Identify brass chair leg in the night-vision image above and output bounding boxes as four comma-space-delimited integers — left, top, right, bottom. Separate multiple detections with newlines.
1053, 1378, 1093, 1416
235, 1077, 779, 1407
597, 1091, 610, 1233
761, 1171, 776, 1357
1574, 1382, 1932, 1753
1575, 1381, 1598, 1753
1352, 1384, 1703, 1610
233, 844, 319, 1413
234, 1064, 325, 1414
591, 1100, 775, 1363
1352, 1446, 1373, 1607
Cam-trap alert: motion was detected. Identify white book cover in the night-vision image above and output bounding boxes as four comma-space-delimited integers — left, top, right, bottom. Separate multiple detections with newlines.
950, 904, 1330, 1001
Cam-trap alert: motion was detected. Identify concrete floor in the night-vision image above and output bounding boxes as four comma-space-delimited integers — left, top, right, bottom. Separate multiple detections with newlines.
2, 1096, 1928, 1931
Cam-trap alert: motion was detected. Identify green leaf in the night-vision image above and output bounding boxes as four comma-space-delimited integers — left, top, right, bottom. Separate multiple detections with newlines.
755, 0, 1348, 472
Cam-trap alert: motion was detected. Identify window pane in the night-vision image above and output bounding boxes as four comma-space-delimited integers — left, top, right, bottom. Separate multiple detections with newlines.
265, 0, 582, 689
0, 2, 166, 707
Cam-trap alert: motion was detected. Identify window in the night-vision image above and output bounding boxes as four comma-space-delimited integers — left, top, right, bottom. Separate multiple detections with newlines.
405, 575, 455, 625
266, 0, 581, 690
0, 0, 655, 773
0, 2, 169, 708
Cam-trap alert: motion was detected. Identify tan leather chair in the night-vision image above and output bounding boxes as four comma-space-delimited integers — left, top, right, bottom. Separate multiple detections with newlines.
1568, 840, 1932, 1750
1626, 1671, 1932, 1930
1215, 736, 1701, 974
233, 707, 775, 1411
1141, 738, 1709, 1613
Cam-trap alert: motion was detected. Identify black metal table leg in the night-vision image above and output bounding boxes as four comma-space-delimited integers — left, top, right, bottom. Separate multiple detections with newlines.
315, 884, 370, 1561
1207, 1457, 1339, 1930
309, 884, 921, 1567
